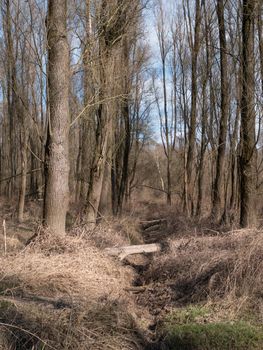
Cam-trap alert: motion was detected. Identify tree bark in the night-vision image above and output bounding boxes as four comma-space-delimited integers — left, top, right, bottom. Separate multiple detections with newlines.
212, 0, 230, 222
240, 0, 257, 227
185, 0, 201, 214
85, 29, 109, 228
18, 127, 28, 223
196, 1, 210, 218
43, 0, 70, 234
79, 0, 92, 202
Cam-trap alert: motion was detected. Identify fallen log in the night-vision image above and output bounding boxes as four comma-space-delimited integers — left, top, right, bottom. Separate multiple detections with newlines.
105, 243, 161, 260
144, 224, 161, 232
140, 219, 167, 230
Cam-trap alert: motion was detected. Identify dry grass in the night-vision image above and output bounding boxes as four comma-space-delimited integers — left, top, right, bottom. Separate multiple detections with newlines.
71, 216, 143, 249
0, 235, 24, 253
134, 201, 231, 240
143, 229, 263, 319
0, 229, 145, 349
1, 198, 262, 348
0, 298, 142, 350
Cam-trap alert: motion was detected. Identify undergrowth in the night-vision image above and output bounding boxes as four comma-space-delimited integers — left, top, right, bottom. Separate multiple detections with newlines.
162, 305, 263, 350
0, 229, 144, 350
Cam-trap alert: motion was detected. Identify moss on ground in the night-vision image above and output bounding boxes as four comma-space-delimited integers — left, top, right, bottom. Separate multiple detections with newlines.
162, 306, 263, 350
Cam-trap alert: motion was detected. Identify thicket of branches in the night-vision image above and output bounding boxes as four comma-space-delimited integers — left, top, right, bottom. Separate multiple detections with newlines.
0, 0, 262, 232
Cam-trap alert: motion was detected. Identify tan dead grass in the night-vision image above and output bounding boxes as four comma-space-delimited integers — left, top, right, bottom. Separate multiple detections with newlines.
0, 297, 143, 350
0, 229, 145, 349
0, 235, 24, 253
144, 229, 263, 318
0, 228, 135, 302
72, 216, 143, 249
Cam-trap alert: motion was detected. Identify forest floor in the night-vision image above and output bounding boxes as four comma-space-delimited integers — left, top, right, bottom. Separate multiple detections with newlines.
0, 199, 263, 349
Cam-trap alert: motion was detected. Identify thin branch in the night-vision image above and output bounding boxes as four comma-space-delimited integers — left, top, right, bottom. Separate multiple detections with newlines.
0, 168, 42, 184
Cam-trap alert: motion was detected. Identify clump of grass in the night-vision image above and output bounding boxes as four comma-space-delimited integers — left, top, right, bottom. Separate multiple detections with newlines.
165, 305, 211, 324
0, 298, 143, 350
162, 306, 263, 350
164, 322, 262, 350
145, 229, 263, 309
0, 232, 144, 349
71, 215, 143, 249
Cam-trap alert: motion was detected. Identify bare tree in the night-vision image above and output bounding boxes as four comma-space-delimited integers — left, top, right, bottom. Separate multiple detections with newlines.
184, 0, 202, 215
240, 0, 257, 227
212, 0, 230, 222
43, 0, 70, 234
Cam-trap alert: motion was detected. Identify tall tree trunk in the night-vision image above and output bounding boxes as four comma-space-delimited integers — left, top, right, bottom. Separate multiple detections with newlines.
185, 0, 201, 214
228, 10, 242, 216
85, 31, 109, 227
162, 50, 172, 206
43, 0, 70, 234
196, 83, 208, 218
212, 0, 229, 222
79, 0, 92, 202
240, 0, 257, 227
117, 99, 131, 214
155, 0, 173, 206
5, 0, 17, 198
196, 1, 210, 217
18, 127, 28, 223
258, 2, 263, 93
86, 103, 109, 227
117, 38, 131, 214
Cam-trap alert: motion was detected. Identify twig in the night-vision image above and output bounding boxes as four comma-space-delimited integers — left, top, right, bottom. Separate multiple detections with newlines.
70, 94, 127, 127
136, 184, 182, 196
0, 168, 42, 183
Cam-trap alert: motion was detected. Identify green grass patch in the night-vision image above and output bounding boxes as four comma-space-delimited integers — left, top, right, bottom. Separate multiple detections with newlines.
166, 305, 210, 324
0, 299, 14, 312
163, 306, 263, 350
